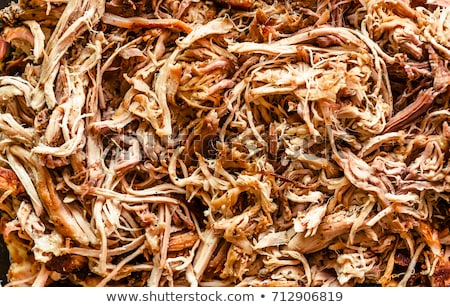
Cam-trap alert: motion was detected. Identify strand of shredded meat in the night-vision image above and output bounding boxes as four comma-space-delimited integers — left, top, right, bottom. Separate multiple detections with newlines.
0, 0, 449, 287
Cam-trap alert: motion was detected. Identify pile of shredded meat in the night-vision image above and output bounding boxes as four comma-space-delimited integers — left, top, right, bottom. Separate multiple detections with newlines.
0, 0, 449, 287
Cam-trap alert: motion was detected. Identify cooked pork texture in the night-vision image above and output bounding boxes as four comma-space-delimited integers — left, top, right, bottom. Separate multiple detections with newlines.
0, 0, 449, 287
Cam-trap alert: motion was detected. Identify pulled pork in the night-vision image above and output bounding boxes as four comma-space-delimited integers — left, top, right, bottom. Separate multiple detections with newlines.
0, 0, 449, 287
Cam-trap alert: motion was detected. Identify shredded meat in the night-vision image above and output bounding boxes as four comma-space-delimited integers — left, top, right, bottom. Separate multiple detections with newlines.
0, 0, 449, 287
